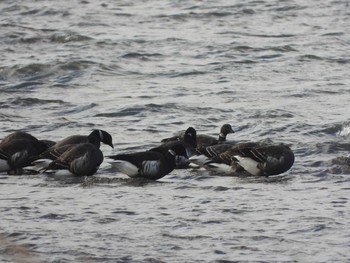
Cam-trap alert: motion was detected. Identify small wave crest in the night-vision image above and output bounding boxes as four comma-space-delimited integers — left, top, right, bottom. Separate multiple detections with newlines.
337, 123, 350, 137
119, 52, 163, 61
50, 33, 92, 43
95, 103, 180, 118
1, 60, 95, 84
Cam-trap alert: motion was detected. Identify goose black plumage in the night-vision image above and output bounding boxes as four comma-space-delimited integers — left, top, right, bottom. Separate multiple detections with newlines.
161, 124, 234, 147
197, 142, 295, 176
151, 127, 197, 168
41, 143, 104, 177
0, 135, 49, 174
33, 131, 105, 161
53, 129, 113, 149
108, 144, 188, 180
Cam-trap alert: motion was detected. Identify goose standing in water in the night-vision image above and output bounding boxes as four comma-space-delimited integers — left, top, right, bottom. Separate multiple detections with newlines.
193, 142, 295, 176
41, 143, 104, 177
52, 129, 113, 149
108, 144, 188, 180
32, 129, 113, 162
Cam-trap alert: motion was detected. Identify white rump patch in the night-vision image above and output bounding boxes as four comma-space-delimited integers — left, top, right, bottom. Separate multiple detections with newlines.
109, 160, 139, 177
189, 155, 210, 167
47, 169, 74, 177
234, 156, 261, 176
31, 159, 53, 172
204, 162, 233, 174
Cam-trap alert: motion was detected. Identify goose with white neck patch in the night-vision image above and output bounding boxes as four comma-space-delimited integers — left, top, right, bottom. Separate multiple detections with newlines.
52, 129, 114, 150
108, 144, 188, 180
40, 143, 104, 177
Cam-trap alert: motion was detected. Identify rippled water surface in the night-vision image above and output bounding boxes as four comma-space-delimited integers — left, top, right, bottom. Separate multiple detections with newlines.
1, 0, 350, 262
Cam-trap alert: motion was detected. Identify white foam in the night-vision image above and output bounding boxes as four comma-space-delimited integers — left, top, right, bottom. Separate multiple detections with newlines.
337, 124, 350, 137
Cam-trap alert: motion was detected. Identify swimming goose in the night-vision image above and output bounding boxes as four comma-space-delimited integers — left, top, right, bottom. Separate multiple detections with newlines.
201, 142, 295, 176
0, 138, 49, 174
108, 144, 188, 180
151, 127, 197, 168
161, 124, 234, 147
41, 143, 104, 177
52, 129, 113, 149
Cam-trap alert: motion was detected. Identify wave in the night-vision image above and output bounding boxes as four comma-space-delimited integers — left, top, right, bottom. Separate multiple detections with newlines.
233, 45, 297, 53
95, 103, 181, 118
9, 97, 66, 107
49, 33, 92, 43
55, 103, 98, 115
0, 22, 91, 44
218, 31, 296, 38
0, 60, 97, 87
0, 81, 43, 93
119, 52, 163, 60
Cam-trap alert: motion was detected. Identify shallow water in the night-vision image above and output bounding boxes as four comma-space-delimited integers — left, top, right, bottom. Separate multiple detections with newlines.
1, 0, 350, 262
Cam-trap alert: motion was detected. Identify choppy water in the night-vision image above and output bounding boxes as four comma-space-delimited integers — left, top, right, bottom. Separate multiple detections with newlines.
1, 0, 350, 262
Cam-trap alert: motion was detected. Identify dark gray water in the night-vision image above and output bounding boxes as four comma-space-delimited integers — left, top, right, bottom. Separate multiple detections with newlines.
1, 0, 350, 262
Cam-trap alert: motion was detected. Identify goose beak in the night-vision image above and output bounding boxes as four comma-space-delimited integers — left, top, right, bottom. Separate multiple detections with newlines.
109, 143, 114, 149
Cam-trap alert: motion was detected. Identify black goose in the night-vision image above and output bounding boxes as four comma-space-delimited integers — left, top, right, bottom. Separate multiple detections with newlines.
108, 144, 188, 180
33, 131, 105, 161
41, 143, 104, 177
151, 127, 197, 168
36, 129, 113, 161
0, 136, 49, 174
200, 142, 295, 176
53, 129, 113, 149
161, 124, 234, 147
